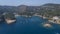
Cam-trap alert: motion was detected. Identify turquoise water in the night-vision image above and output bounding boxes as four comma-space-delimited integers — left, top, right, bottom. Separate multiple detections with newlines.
0, 16, 60, 34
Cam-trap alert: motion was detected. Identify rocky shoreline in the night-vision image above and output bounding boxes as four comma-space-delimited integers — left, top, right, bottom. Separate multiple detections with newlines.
5, 19, 16, 24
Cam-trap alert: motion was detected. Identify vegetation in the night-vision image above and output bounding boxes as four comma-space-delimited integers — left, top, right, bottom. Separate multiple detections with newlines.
4, 13, 15, 20
0, 3, 60, 19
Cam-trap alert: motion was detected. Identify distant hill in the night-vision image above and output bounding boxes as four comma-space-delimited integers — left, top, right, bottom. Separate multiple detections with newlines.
40, 3, 60, 16
0, 3, 60, 16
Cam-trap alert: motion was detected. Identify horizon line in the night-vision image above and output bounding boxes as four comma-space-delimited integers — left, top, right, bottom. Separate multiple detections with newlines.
0, 3, 60, 6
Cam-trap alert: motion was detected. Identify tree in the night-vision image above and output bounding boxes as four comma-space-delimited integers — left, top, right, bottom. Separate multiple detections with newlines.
4, 12, 15, 20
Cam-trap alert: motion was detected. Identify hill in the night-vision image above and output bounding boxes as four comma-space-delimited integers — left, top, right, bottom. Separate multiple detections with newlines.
0, 3, 60, 17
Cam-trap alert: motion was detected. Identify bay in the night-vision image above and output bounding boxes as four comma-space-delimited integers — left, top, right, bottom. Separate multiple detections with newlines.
0, 16, 60, 34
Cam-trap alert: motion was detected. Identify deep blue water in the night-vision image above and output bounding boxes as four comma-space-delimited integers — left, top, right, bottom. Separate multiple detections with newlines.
0, 16, 60, 34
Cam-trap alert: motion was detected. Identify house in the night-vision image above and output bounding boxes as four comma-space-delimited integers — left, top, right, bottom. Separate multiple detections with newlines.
48, 16, 60, 24
52, 16, 59, 20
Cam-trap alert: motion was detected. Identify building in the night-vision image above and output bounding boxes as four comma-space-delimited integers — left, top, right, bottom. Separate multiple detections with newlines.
48, 16, 60, 24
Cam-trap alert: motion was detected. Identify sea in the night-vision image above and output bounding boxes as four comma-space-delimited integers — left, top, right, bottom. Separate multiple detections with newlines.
0, 16, 60, 34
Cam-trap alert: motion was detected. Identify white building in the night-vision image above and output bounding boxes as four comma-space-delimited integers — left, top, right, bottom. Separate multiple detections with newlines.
53, 16, 59, 20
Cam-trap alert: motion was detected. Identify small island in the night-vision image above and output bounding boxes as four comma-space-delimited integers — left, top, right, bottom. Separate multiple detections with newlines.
4, 12, 16, 24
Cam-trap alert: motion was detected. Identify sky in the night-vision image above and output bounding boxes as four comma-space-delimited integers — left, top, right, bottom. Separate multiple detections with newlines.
0, 0, 60, 6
